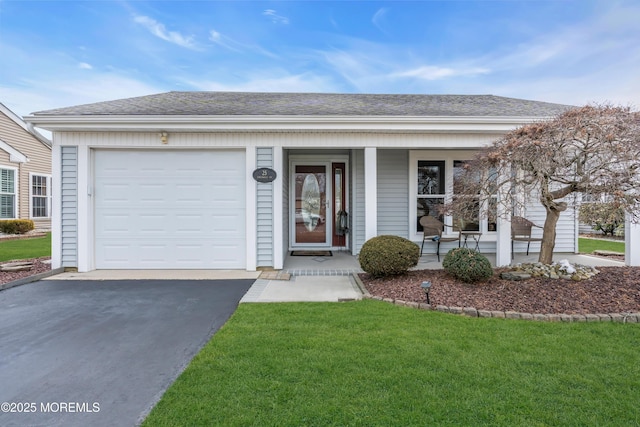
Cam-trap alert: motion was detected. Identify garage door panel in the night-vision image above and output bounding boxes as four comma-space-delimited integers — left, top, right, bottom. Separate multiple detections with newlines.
96, 239, 246, 269
97, 183, 245, 208
138, 214, 169, 235
95, 150, 246, 269
99, 183, 132, 204
97, 210, 246, 238
98, 214, 132, 235
138, 184, 166, 203
97, 243, 132, 265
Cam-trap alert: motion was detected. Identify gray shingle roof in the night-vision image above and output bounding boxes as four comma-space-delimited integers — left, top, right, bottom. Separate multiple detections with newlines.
32, 91, 573, 117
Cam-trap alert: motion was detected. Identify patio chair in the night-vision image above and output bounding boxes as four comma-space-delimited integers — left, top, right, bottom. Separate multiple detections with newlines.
420, 216, 461, 261
511, 216, 544, 256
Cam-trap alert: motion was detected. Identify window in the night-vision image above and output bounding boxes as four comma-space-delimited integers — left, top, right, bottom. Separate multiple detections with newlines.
451, 161, 499, 232
416, 161, 445, 232
1, 167, 16, 219
30, 174, 52, 218
453, 160, 480, 231
410, 152, 497, 239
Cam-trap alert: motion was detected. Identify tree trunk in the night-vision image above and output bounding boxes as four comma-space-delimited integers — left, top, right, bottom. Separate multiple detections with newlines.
539, 207, 562, 264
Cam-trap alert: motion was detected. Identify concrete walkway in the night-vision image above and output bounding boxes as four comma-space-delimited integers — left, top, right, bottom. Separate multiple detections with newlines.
240, 275, 362, 303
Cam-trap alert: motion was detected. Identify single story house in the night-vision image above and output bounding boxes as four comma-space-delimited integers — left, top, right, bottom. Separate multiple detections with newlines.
0, 102, 52, 230
26, 92, 623, 272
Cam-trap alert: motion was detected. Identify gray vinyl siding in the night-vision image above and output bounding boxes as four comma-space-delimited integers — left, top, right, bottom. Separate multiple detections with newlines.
256, 147, 274, 267
377, 149, 409, 238
353, 149, 366, 254
61, 146, 78, 266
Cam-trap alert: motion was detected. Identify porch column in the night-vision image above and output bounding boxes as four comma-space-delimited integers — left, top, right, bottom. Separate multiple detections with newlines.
625, 214, 640, 266
364, 147, 377, 241
495, 171, 511, 266
273, 146, 284, 270
496, 214, 512, 267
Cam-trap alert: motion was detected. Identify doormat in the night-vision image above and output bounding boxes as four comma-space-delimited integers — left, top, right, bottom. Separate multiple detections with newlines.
290, 251, 333, 257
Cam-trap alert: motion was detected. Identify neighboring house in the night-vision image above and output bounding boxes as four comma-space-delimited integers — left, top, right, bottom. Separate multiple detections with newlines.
26, 92, 577, 272
0, 102, 52, 230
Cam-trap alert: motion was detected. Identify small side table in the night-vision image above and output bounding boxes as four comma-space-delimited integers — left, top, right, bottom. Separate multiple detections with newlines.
460, 231, 482, 252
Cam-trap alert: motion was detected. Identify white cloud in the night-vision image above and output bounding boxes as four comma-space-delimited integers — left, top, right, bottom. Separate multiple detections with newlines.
319, 43, 392, 91
209, 30, 241, 53
393, 65, 490, 80
78, 62, 93, 70
209, 29, 278, 58
133, 15, 197, 49
372, 8, 389, 33
263, 9, 289, 25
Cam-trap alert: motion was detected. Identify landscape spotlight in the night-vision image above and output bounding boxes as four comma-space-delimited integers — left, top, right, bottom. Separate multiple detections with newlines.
421, 281, 432, 304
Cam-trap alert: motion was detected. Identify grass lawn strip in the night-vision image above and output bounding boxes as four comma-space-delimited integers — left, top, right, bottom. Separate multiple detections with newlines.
578, 237, 624, 254
0, 233, 51, 262
143, 300, 640, 426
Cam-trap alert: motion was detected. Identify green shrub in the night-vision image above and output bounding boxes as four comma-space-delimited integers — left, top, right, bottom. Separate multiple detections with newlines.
442, 248, 493, 283
359, 235, 420, 277
0, 219, 35, 234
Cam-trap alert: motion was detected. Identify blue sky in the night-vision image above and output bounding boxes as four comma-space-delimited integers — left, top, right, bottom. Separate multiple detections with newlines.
1, 0, 639, 117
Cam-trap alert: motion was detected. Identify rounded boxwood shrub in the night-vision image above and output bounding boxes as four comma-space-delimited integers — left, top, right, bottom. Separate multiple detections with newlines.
0, 219, 35, 234
442, 248, 493, 283
359, 235, 420, 277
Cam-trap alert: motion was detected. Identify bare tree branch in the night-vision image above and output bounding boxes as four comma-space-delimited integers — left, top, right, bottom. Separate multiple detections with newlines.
442, 103, 640, 263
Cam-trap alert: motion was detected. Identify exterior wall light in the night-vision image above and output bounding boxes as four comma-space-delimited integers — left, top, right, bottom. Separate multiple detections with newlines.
421, 281, 432, 304
159, 131, 168, 144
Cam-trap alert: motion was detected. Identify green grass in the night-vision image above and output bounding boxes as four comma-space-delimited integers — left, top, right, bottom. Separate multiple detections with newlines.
0, 233, 51, 262
578, 237, 625, 254
143, 300, 640, 427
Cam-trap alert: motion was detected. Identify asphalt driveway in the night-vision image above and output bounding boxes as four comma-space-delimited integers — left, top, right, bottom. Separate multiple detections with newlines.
0, 279, 254, 427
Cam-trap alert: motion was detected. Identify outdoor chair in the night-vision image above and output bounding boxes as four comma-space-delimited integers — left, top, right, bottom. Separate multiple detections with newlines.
511, 216, 544, 257
420, 216, 461, 261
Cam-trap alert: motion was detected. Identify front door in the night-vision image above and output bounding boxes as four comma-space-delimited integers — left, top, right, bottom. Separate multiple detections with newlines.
292, 162, 348, 248
294, 165, 328, 245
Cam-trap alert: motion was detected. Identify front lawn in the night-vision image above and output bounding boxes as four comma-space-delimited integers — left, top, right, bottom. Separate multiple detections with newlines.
143, 300, 640, 426
0, 233, 51, 262
578, 237, 625, 254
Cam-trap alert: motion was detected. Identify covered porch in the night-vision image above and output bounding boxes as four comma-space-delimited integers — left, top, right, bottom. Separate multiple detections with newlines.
281, 250, 625, 276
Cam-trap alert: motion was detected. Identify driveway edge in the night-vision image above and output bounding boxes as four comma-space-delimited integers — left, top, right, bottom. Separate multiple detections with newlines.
0, 267, 65, 292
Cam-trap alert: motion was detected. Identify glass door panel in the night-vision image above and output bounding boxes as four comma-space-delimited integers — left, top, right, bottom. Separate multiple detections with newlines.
332, 163, 346, 247
294, 165, 328, 244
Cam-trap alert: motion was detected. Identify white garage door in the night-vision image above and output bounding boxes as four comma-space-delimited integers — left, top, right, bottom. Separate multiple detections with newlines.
94, 150, 246, 269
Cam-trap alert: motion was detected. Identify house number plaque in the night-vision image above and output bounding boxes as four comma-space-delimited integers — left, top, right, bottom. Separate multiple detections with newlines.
252, 168, 277, 183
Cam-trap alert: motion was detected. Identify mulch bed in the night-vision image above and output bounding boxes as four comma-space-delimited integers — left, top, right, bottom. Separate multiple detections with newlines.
0, 258, 52, 287
360, 266, 640, 315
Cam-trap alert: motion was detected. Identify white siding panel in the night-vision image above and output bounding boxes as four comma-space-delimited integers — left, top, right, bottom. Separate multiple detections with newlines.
55, 131, 501, 150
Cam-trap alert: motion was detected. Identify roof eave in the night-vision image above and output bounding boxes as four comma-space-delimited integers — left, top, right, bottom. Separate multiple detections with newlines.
23, 114, 548, 133
1, 103, 52, 149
